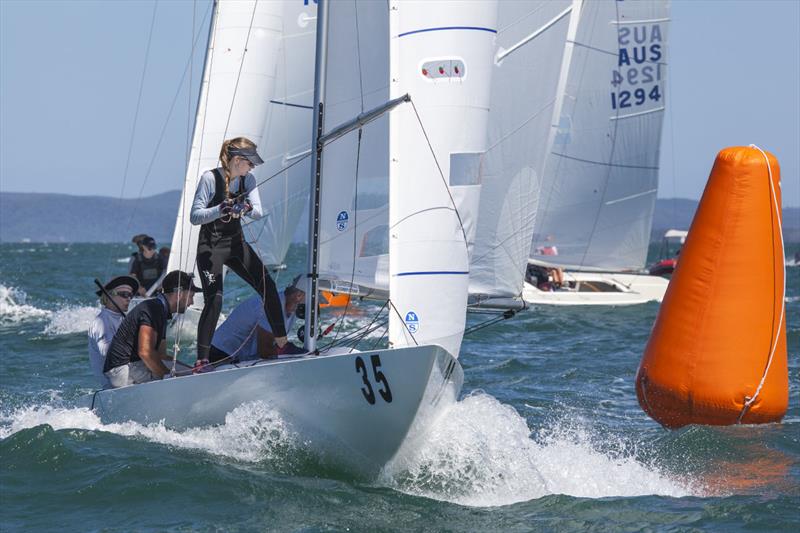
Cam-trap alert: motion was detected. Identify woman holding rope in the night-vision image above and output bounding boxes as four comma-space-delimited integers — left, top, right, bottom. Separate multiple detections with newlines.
190, 137, 288, 363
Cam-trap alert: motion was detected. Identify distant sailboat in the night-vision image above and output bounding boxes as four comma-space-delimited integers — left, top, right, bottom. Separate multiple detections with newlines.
84, 0, 499, 475
524, 0, 671, 306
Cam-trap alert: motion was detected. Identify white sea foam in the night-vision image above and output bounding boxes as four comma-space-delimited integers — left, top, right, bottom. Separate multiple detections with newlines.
1, 392, 696, 504
0, 401, 298, 463
0, 284, 51, 323
117, 257, 132, 263
381, 392, 696, 506
43, 305, 99, 335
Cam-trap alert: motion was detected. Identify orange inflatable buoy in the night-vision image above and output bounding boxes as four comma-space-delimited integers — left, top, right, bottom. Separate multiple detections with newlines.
636, 146, 788, 428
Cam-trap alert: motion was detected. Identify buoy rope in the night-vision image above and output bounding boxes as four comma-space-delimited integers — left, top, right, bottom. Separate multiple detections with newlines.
737, 144, 786, 423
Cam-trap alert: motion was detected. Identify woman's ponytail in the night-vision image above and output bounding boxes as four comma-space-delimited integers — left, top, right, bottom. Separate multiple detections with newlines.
219, 136, 258, 197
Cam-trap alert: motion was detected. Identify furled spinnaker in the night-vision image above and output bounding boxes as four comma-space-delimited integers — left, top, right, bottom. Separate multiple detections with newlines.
636, 146, 788, 428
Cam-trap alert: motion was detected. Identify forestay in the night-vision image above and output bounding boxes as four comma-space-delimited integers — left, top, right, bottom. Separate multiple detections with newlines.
530, 0, 670, 272
469, 0, 573, 300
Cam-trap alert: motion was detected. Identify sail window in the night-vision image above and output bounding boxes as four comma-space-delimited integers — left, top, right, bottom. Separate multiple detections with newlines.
420, 59, 466, 81
449, 152, 482, 186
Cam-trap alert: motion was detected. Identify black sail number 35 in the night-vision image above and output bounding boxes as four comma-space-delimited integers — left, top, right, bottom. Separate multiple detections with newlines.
355, 354, 393, 405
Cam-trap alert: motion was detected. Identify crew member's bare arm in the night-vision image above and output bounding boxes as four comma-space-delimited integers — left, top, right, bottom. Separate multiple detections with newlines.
138, 325, 170, 378
257, 326, 278, 358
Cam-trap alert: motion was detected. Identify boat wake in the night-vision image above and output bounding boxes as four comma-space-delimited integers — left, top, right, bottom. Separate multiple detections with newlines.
1, 391, 700, 504
381, 392, 698, 506
0, 401, 301, 464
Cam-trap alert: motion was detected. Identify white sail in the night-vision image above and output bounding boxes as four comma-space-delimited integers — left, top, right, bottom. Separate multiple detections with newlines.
244, 1, 316, 267
469, 0, 573, 300
168, 0, 285, 275
84, 2, 466, 476
530, 0, 670, 272
388, 0, 498, 357
316, 0, 391, 293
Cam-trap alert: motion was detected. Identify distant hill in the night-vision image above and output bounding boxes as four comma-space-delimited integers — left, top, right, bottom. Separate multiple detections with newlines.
651, 198, 800, 243
1, 191, 798, 243
0, 190, 181, 244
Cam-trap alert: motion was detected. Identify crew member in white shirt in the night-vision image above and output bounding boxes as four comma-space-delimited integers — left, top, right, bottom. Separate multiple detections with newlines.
87, 275, 139, 388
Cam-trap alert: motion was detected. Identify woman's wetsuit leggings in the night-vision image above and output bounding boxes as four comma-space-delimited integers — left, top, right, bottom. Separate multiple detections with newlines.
196, 234, 286, 360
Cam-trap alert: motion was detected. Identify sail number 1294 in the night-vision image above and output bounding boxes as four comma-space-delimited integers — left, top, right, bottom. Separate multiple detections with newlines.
611, 85, 662, 110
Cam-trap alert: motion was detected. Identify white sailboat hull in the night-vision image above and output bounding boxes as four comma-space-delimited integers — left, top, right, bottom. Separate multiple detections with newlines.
82, 344, 462, 474
522, 271, 668, 306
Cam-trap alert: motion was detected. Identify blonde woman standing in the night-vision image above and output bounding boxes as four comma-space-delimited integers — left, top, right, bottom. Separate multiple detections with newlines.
189, 137, 288, 362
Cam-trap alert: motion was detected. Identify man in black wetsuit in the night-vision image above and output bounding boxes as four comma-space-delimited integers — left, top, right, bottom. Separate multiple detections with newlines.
129, 235, 167, 295
103, 270, 200, 388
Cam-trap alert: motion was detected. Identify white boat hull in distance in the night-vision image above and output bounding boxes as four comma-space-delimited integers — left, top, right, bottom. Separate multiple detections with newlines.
522, 272, 668, 306
82, 344, 462, 475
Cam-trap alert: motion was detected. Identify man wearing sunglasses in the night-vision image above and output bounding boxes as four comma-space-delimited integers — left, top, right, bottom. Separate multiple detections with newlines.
103, 270, 201, 388
88, 275, 139, 388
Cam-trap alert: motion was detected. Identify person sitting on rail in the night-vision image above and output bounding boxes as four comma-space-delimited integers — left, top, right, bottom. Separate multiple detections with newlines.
103, 271, 200, 388
206, 276, 308, 365
87, 275, 139, 389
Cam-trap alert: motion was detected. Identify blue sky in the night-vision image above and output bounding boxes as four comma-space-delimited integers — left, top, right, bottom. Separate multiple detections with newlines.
1, 0, 798, 208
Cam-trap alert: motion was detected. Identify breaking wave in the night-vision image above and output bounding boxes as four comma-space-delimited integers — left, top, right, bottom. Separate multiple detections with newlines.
0, 401, 300, 464
0, 284, 51, 323
43, 305, 99, 335
381, 392, 697, 506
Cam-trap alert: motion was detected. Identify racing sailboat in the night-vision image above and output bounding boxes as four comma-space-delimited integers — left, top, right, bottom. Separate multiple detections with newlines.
524, 0, 671, 306
83, 0, 497, 475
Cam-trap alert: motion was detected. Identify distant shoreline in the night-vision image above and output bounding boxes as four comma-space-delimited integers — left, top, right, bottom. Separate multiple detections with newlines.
1, 191, 799, 243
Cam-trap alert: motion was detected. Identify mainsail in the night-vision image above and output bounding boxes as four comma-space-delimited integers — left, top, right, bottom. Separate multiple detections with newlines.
168, 0, 315, 275
469, 0, 573, 301
244, 1, 316, 267
530, 0, 670, 272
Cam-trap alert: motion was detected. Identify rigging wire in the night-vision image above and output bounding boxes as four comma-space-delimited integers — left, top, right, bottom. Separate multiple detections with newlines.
463, 309, 517, 336
172, 0, 221, 362
104, 0, 159, 279
409, 100, 470, 252
122, 1, 213, 247
171, 0, 201, 374
321, 128, 364, 353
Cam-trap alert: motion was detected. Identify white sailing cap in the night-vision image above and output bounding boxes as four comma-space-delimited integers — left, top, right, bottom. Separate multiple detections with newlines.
288, 274, 309, 295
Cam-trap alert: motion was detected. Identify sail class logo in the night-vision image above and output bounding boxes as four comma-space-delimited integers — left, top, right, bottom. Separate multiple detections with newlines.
404, 311, 419, 334
336, 211, 349, 232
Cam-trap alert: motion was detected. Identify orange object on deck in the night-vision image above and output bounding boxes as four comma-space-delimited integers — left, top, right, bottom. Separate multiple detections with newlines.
636, 146, 788, 428
320, 290, 351, 308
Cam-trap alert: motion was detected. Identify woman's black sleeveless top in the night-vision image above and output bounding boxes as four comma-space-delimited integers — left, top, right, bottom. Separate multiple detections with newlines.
200, 169, 245, 239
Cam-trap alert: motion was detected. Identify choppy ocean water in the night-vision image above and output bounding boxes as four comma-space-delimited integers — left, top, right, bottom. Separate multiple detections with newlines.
1, 242, 798, 532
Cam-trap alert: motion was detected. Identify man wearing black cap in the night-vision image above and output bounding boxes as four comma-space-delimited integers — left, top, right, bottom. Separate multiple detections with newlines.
130, 235, 167, 295
88, 275, 139, 388
103, 270, 200, 388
